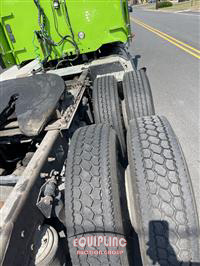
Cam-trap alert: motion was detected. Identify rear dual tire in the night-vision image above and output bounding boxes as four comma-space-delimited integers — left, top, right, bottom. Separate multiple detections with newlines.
92, 69, 155, 156
123, 69, 155, 125
126, 115, 200, 265
92, 75, 126, 156
65, 117, 199, 265
65, 124, 129, 266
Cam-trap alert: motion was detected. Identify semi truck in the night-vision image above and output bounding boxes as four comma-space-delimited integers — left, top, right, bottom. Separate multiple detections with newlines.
0, 0, 199, 265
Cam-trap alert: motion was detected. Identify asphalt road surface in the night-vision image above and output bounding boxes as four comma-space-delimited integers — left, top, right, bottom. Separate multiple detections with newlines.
129, 8, 200, 216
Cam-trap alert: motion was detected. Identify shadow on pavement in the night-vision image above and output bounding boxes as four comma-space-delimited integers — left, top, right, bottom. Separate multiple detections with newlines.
146, 220, 200, 266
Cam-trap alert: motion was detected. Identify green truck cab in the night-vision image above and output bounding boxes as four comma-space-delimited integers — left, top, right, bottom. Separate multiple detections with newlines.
0, 0, 131, 67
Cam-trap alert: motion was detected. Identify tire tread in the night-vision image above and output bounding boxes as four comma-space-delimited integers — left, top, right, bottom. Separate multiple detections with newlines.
93, 75, 126, 155
127, 116, 199, 265
123, 69, 155, 122
65, 124, 128, 265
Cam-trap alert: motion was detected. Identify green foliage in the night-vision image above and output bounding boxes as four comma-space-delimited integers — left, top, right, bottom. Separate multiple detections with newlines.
157, 1, 173, 8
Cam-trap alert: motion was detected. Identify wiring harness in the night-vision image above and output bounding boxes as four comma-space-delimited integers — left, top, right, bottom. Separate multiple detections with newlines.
33, 0, 79, 65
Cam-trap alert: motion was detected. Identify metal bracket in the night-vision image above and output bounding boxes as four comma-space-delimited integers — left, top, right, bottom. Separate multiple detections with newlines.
45, 69, 89, 131
0, 13, 14, 21
5, 24, 16, 43
36, 176, 57, 219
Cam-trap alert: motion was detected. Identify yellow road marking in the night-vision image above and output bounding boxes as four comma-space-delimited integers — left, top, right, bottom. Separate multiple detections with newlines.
131, 17, 200, 59
133, 18, 200, 54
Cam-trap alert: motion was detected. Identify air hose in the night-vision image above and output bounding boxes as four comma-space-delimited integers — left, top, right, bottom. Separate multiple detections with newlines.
33, 0, 79, 65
